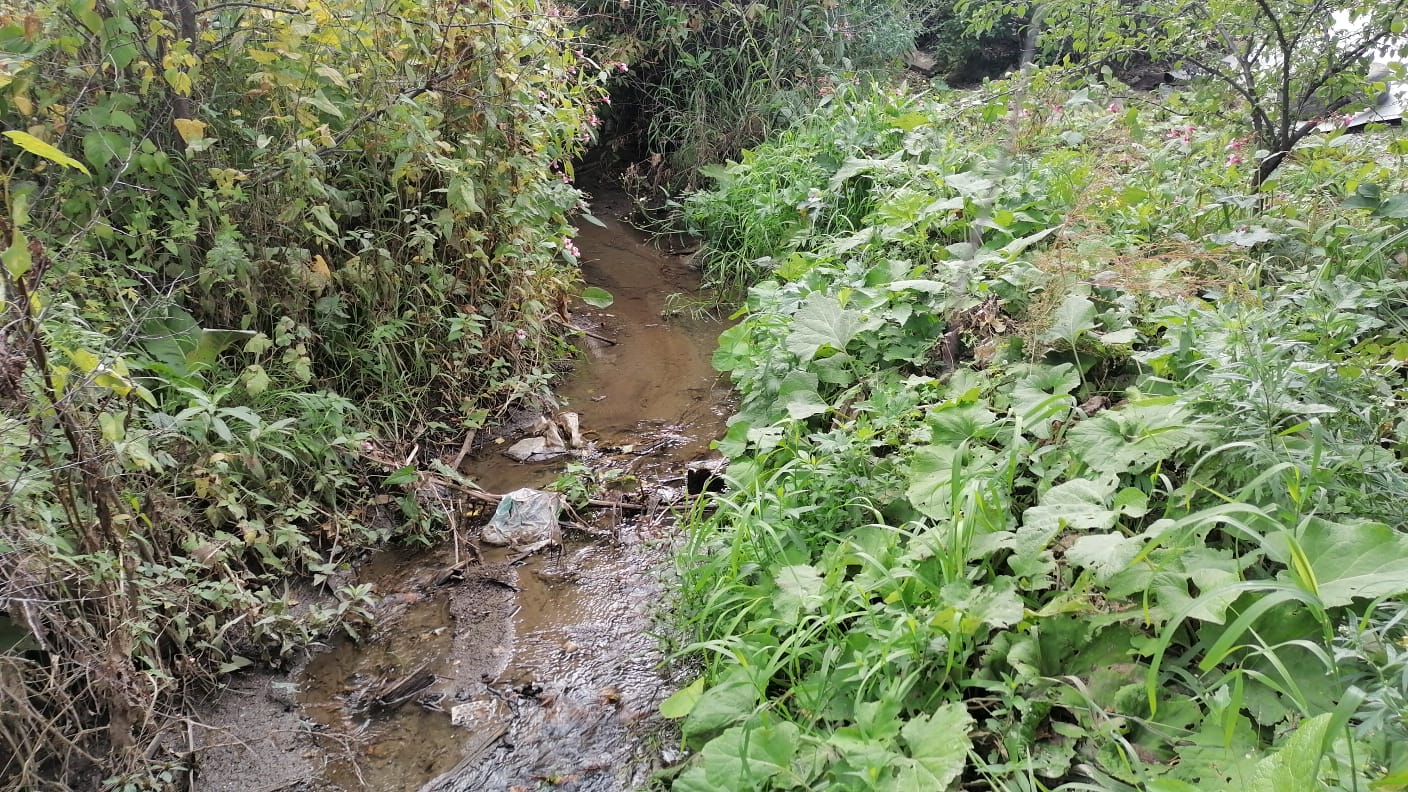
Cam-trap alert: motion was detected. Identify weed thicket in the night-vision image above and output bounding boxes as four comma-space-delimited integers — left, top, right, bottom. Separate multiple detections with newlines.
0, 0, 606, 784
667, 78, 1408, 790
581, 0, 974, 197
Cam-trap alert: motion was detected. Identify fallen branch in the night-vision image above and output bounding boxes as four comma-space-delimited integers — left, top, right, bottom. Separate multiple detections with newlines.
572, 325, 618, 346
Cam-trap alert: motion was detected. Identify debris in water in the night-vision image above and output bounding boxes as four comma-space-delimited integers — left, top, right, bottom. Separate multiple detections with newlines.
686, 458, 728, 495
356, 661, 436, 713
503, 436, 569, 463
503, 414, 580, 462
481, 488, 564, 553
450, 697, 508, 728
559, 411, 585, 448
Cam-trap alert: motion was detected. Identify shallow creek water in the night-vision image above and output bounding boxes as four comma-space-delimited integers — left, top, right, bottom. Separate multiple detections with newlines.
190, 196, 729, 792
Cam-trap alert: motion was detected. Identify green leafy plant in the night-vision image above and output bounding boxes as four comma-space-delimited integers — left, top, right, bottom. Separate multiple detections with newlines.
667, 78, 1408, 790
964, 0, 1408, 191
0, 0, 612, 783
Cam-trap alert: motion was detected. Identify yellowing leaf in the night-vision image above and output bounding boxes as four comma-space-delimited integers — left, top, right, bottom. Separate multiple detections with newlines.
246, 49, 279, 65
13, 94, 33, 116
164, 68, 193, 96
308, 254, 332, 285
2, 130, 90, 175
94, 371, 133, 397
69, 348, 100, 374
2, 231, 33, 279
173, 118, 207, 144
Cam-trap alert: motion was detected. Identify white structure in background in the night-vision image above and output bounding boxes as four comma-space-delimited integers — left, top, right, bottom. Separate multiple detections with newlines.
1330, 10, 1406, 129
1337, 62, 1406, 129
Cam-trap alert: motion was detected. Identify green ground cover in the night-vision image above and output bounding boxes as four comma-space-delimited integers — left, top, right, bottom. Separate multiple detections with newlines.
666, 78, 1408, 790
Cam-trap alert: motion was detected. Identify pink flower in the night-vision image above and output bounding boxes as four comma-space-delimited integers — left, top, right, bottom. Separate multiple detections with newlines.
1226, 153, 1243, 166
602, 95, 611, 105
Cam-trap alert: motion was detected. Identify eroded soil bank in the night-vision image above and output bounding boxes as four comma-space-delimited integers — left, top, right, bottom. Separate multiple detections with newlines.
189, 195, 728, 792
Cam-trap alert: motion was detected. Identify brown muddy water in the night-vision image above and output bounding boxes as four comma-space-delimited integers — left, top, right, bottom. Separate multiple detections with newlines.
189, 195, 730, 792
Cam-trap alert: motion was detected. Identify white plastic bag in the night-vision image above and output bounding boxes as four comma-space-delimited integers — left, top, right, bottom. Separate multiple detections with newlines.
481, 488, 563, 552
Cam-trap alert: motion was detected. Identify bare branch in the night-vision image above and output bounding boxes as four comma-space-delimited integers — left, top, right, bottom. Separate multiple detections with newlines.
197, 1, 298, 14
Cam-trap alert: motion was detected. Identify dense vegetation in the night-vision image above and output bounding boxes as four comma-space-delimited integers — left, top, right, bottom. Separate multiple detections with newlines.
580, 0, 1013, 197
6, 0, 1408, 787
0, 0, 607, 785
665, 77, 1408, 789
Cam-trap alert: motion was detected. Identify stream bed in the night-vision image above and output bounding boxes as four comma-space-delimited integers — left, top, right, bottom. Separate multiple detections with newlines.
190, 194, 729, 792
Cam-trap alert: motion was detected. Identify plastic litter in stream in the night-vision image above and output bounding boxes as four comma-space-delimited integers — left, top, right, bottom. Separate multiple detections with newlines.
481, 488, 564, 553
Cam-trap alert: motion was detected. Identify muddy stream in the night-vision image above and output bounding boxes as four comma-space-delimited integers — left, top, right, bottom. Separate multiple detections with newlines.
192, 195, 730, 792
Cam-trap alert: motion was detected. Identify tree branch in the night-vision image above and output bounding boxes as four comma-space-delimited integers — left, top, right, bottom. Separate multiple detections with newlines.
1182, 54, 1277, 139
1249, 0, 1293, 142
197, 2, 298, 15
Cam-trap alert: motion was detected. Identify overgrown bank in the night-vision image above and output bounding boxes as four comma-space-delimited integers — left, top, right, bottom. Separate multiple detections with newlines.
0, 0, 608, 785
665, 81, 1408, 789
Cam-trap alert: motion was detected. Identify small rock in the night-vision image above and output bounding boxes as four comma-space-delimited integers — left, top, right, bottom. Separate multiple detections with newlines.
541, 418, 567, 451
904, 49, 939, 76
266, 680, 299, 710
504, 437, 547, 462
503, 436, 567, 462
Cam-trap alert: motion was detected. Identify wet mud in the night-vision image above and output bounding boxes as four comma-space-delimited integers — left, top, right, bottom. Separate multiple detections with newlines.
190, 196, 727, 792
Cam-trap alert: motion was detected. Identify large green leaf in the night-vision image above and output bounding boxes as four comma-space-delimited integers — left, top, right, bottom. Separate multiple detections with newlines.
906, 443, 1001, 521
773, 564, 825, 622
713, 323, 754, 373
776, 371, 828, 420
1064, 397, 1203, 477
888, 703, 973, 790
785, 295, 879, 361
1009, 363, 1079, 439
674, 721, 801, 792
661, 677, 706, 719
1246, 713, 1331, 792
1145, 546, 1244, 624
1011, 477, 1117, 579
683, 666, 761, 744
1039, 293, 1097, 348
138, 304, 251, 379
1266, 519, 1408, 607
1066, 532, 1143, 582
938, 577, 1025, 631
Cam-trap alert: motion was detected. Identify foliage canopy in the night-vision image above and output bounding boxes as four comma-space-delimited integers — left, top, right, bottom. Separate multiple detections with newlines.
964, 0, 1408, 189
